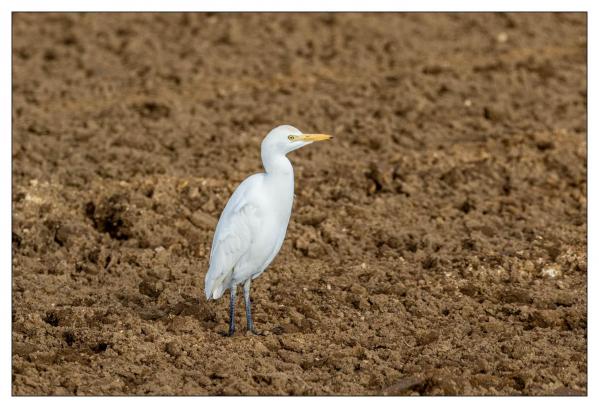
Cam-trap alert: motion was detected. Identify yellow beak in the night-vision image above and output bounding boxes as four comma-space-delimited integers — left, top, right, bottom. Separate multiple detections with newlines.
296, 134, 333, 142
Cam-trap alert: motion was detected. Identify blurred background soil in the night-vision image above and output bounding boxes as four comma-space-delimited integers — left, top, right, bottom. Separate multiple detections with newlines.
12, 13, 586, 395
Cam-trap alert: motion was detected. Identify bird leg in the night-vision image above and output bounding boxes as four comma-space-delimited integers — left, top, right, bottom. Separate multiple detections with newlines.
227, 285, 236, 336
243, 280, 262, 335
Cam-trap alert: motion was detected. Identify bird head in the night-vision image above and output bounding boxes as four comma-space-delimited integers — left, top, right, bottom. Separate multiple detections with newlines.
261, 124, 333, 156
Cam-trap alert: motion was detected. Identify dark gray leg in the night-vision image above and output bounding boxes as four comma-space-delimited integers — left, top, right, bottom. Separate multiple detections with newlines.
243, 280, 262, 335
228, 285, 236, 336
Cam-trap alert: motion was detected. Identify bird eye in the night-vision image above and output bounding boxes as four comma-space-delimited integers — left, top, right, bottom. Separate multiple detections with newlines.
288, 135, 295, 141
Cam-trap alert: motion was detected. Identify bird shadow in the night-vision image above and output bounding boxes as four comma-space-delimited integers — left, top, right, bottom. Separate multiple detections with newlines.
137, 293, 219, 330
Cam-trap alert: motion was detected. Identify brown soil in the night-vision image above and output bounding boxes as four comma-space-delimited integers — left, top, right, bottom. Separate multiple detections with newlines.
12, 13, 587, 395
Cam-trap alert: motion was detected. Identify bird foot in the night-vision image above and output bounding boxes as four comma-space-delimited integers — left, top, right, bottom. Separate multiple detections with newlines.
220, 328, 236, 337
247, 328, 265, 336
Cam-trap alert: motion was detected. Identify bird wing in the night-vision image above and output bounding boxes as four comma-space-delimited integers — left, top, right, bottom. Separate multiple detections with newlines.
204, 174, 263, 299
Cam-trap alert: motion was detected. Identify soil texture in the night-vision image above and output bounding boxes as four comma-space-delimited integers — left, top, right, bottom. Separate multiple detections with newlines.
12, 13, 587, 395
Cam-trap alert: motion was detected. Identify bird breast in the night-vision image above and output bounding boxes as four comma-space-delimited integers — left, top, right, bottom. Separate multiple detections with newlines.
230, 172, 294, 283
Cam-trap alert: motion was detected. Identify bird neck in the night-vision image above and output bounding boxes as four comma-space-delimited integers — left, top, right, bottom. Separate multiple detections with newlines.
262, 152, 294, 176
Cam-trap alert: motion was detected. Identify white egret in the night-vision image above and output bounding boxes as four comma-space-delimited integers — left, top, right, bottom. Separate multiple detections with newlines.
204, 125, 332, 336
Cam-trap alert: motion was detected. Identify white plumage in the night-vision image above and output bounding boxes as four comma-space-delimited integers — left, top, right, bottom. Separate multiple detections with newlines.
204, 125, 332, 335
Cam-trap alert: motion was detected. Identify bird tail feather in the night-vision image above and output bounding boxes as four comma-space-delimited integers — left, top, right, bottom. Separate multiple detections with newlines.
204, 261, 228, 300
